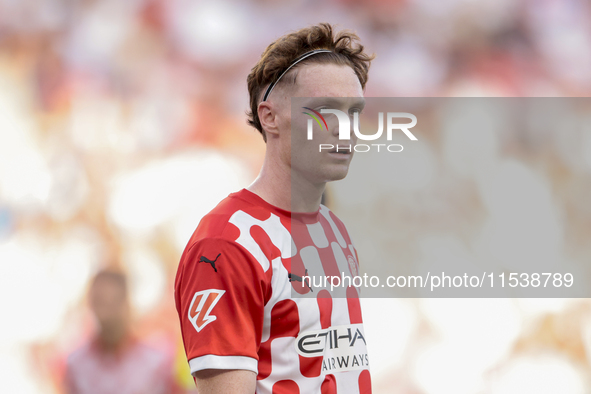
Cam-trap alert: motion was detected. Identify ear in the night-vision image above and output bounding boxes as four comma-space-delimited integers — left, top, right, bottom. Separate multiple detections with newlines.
258, 101, 280, 138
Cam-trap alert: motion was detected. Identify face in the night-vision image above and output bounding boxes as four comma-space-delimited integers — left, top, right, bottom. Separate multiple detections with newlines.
273, 63, 365, 186
89, 278, 129, 331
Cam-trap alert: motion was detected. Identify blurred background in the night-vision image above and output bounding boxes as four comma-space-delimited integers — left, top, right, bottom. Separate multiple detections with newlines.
0, 0, 590, 393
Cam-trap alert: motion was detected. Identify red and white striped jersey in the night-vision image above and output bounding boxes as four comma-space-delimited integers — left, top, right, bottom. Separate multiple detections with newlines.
175, 189, 371, 393
65, 338, 175, 394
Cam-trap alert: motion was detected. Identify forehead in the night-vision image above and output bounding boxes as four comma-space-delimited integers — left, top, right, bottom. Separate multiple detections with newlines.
292, 63, 363, 98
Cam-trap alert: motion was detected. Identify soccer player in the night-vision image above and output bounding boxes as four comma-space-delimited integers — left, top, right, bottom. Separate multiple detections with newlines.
175, 23, 374, 393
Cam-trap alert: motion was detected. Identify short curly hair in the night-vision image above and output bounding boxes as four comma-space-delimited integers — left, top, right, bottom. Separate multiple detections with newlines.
246, 23, 375, 142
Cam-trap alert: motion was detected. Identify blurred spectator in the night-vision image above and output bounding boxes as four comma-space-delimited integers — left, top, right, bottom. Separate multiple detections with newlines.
64, 270, 181, 394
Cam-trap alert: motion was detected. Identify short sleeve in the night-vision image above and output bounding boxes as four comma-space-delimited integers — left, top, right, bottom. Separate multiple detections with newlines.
174, 238, 269, 376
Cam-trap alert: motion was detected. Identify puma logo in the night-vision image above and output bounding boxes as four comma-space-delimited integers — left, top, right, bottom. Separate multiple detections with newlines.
199, 253, 221, 272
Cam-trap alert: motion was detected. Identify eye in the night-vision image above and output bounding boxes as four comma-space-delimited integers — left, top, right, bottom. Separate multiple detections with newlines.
348, 108, 363, 117
314, 108, 329, 119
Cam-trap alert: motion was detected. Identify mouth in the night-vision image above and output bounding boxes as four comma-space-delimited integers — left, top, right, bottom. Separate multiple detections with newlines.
327, 148, 353, 160
329, 146, 352, 154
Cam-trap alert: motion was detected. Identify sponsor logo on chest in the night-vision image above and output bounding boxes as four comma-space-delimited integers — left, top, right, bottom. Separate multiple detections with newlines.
295, 324, 369, 373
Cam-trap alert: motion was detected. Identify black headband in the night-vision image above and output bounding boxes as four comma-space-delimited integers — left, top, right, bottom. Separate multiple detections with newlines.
261, 49, 333, 102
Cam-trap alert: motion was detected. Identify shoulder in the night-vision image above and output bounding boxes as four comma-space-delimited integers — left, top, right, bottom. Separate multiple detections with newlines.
183, 189, 291, 267
65, 341, 94, 370
187, 189, 286, 245
188, 191, 249, 242
320, 203, 345, 226
319, 204, 354, 243
177, 190, 291, 282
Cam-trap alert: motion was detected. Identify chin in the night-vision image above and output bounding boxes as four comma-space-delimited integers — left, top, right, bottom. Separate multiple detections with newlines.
323, 167, 350, 183
299, 164, 351, 185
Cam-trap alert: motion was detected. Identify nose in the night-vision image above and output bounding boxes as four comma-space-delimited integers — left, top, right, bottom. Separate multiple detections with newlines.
327, 116, 349, 142
330, 120, 340, 137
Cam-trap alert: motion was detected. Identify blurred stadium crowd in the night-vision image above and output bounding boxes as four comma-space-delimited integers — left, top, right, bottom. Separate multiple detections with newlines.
0, 0, 590, 393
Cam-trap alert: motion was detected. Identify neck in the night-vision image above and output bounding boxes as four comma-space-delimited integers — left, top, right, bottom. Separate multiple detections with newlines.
97, 323, 128, 352
248, 150, 325, 213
